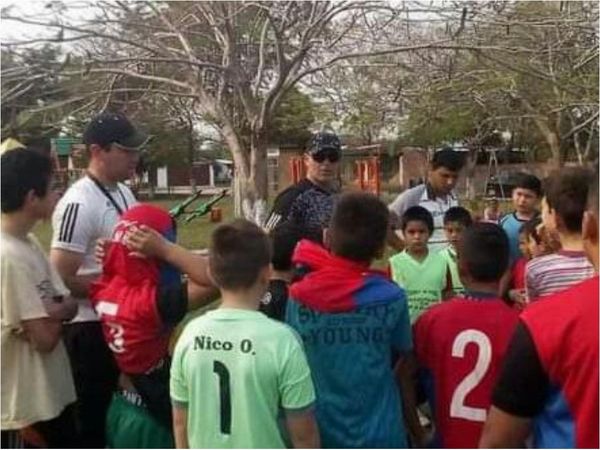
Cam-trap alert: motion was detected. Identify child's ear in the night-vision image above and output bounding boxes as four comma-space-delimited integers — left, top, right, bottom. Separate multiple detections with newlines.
582, 211, 599, 246
206, 264, 217, 287
24, 189, 39, 209
258, 264, 272, 289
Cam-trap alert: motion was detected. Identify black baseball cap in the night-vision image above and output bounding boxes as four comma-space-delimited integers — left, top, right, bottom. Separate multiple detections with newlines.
306, 131, 341, 156
83, 112, 149, 150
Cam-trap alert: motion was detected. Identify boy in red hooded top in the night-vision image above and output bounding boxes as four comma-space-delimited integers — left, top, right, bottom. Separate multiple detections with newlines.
90, 204, 216, 447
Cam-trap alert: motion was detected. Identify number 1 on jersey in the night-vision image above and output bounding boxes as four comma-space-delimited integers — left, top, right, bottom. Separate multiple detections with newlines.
213, 360, 231, 434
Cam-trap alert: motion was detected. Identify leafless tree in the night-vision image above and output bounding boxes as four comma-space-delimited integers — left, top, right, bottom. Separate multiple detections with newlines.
2, 1, 597, 219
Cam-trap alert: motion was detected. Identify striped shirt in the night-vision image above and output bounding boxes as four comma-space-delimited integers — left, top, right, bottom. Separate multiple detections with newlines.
526, 251, 594, 300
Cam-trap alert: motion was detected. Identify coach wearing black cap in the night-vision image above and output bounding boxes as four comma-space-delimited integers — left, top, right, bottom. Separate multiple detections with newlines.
265, 131, 342, 243
49, 112, 148, 447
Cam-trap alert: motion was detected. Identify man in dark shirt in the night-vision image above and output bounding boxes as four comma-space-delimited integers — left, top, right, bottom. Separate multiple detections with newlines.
264, 131, 341, 243
479, 173, 599, 448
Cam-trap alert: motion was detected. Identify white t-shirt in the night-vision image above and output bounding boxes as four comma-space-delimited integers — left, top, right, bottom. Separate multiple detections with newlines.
51, 175, 137, 322
1, 232, 76, 429
388, 183, 458, 253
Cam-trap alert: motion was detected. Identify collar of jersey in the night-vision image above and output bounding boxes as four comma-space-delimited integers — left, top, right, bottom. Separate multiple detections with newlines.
511, 211, 539, 223
209, 307, 264, 318
86, 173, 121, 192
463, 290, 499, 300
303, 178, 337, 194
422, 182, 456, 202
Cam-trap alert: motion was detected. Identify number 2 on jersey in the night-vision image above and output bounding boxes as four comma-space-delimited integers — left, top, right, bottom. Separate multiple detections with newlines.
213, 360, 232, 434
449, 329, 492, 422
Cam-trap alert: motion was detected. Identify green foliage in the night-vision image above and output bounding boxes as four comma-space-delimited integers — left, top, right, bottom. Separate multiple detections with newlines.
137, 112, 192, 169
269, 87, 315, 146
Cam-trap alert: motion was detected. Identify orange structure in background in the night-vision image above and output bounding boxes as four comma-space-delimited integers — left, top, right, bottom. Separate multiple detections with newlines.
355, 157, 380, 196
289, 155, 381, 196
290, 157, 306, 183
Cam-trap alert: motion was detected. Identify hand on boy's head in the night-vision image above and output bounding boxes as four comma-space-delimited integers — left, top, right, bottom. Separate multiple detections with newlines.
124, 224, 168, 259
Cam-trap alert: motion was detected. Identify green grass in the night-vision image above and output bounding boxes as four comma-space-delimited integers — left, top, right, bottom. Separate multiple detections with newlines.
33, 194, 512, 267
33, 196, 234, 252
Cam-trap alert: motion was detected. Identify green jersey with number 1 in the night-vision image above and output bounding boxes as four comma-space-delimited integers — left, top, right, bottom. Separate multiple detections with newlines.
170, 308, 315, 449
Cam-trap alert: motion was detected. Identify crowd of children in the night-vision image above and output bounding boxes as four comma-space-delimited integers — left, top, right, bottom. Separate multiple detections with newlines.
1, 144, 598, 449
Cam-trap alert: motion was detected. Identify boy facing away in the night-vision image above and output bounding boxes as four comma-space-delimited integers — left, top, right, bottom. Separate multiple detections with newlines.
500, 173, 542, 264
526, 168, 595, 300
439, 206, 473, 296
389, 206, 451, 322
413, 223, 520, 448
170, 220, 319, 449
286, 192, 420, 448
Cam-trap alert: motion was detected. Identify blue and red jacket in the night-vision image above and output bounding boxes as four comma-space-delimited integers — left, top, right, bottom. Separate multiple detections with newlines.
286, 240, 412, 448
522, 276, 599, 448
289, 239, 399, 312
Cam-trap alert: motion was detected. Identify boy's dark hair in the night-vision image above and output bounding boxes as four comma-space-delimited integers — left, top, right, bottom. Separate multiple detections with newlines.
209, 219, 272, 290
544, 168, 592, 233
270, 222, 302, 272
401, 205, 434, 234
431, 148, 465, 172
329, 192, 389, 263
513, 173, 543, 197
443, 206, 473, 227
520, 217, 542, 244
1, 148, 53, 213
459, 223, 509, 282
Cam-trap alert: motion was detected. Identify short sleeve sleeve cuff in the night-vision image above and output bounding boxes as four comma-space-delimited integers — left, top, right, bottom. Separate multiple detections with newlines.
491, 321, 548, 417
169, 343, 190, 405
51, 202, 90, 253
279, 340, 316, 411
1, 259, 49, 324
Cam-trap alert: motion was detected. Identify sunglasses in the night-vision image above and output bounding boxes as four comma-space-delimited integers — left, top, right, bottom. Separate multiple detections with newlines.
311, 150, 341, 163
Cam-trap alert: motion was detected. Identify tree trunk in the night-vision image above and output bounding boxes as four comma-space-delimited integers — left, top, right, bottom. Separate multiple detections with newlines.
519, 98, 562, 169
464, 147, 478, 200
223, 126, 269, 225
546, 131, 561, 169
530, 114, 561, 169
147, 167, 155, 200
186, 122, 197, 192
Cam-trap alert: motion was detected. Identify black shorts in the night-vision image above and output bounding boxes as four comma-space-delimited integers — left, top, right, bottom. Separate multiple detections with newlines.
1, 404, 77, 448
128, 358, 172, 429
62, 321, 119, 448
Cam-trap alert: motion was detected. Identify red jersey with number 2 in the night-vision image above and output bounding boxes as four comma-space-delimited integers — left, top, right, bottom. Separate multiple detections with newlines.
414, 296, 519, 448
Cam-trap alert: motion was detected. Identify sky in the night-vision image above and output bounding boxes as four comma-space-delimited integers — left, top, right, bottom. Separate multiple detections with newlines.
1, 0, 95, 45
